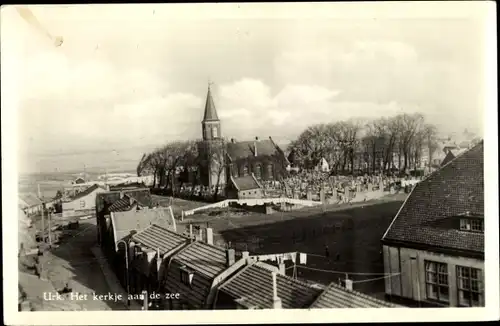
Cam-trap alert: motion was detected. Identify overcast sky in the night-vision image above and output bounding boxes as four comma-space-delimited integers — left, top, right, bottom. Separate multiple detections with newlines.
1, 3, 490, 173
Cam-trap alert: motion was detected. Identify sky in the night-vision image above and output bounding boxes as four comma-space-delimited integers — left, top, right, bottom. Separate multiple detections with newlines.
1, 3, 490, 173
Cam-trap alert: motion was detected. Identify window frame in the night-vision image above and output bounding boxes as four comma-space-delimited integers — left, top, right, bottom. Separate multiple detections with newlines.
456, 265, 484, 307
460, 218, 484, 232
424, 260, 450, 304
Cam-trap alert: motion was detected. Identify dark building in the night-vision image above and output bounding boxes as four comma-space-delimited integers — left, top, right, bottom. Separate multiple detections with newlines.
197, 84, 289, 198
381, 141, 484, 307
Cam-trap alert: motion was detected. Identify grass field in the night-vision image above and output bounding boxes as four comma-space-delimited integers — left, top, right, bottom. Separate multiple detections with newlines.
173, 194, 406, 298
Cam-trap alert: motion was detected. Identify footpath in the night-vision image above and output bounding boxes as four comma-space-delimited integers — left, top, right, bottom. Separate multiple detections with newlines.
90, 246, 143, 310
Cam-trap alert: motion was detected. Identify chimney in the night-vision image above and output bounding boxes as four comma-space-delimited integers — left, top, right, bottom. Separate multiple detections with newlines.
226, 248, 236, 267
205, 228, 213, 245
231, 138, 235, 143
345, 278, 353, 291
278, 263, 285, 275
255, 136, 259, 141
271, 271, 282, 309
189, 224, 193, 239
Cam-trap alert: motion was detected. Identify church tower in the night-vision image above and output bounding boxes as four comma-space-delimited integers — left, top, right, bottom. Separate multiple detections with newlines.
199, 83, 226, 190
202, 84, 221, 140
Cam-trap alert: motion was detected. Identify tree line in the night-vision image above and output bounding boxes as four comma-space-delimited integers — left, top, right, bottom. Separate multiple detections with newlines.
287, 113, 441, 174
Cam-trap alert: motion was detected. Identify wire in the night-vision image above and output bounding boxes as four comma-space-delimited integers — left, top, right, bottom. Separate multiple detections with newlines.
351, 273, 401, 284
296, 265, 398, 276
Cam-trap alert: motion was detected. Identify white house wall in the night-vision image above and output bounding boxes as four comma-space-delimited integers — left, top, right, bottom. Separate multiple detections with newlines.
62, 188, 106, 217
383, 245, 484, 307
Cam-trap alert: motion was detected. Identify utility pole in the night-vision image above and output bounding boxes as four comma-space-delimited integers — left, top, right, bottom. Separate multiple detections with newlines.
48, 209, 52, 246
41, 201, 45, 244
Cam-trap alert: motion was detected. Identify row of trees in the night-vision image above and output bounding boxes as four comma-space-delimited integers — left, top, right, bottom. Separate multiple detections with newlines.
287, 113, 441, 174
136, 139, 228, 199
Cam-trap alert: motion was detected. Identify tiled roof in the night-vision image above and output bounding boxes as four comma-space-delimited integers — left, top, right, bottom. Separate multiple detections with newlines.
219, 262, 322, 309
111, 207, 176, 246
164, 241, 234, 309
68, 184, 105, 201
441, 151, 456, 166
96, 188, 152, 215
310, 282, 402, 308
383, 141, 484, 253
203, 86, 219, 121
227, 139, 279, 161
173, 241, 228, 278
231, 175, 261, 191
132, 224, 188, 255
108, 196, 134, 212
19, 193, 43, 207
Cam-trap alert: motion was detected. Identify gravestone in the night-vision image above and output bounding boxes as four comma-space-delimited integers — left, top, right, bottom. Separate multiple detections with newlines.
306, 189, 313, 201
320, 189, 325, 203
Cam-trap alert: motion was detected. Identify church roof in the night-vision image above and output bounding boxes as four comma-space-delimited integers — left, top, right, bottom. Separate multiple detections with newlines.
227, 139, 280, 160
203, 86, 219, 121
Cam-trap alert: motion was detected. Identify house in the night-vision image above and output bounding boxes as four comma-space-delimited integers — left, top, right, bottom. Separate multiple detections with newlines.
73, 177, 86, 184
62, 184, 107, 218
315, 157, 330, 173
19, 193, 43, 217
126, 224, 191, 305
215, 261, 322, 309
226, 175, 263, 199
197, 84, 288, 190
95, 188, 153, 246
440, 151, 456, 166
109, 207, 176, 252
163, 239, 247, 309
310, 282, 402, 308
381, 141, 484, 307
19, 209, 36, 254
107, 207, 177, 289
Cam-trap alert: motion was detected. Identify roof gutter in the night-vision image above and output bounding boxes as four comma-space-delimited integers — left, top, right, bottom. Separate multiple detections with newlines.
381, 238, 484, 260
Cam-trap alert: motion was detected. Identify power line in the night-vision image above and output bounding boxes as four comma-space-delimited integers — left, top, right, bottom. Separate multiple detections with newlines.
351, 273, 401, 284
296, 265, 398, 276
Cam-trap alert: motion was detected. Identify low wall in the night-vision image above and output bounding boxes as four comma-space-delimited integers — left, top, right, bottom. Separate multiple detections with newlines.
183, 197, 321, 216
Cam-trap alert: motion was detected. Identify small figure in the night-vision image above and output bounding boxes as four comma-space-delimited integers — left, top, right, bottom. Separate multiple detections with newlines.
324, 244, 330, 258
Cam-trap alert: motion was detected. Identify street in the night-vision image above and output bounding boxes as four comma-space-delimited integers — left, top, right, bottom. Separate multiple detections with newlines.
30, 218, 126, 310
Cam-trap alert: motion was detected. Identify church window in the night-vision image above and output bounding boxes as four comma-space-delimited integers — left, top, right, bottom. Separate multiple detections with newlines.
242, 165, 249, 176
255, 164, 262, 179
211, 126, 218, 139
267, 164, 273, 179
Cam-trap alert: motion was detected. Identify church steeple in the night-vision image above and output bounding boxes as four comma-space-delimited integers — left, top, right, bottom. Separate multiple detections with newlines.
201, 82, 221, 140
203, 83, 219, 121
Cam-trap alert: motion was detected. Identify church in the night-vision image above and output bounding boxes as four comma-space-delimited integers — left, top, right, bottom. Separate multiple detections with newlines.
197, 84, 289, 198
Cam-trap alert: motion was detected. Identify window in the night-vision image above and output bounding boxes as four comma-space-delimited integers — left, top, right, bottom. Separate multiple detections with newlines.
457, 266, 484, 307
460, 219, 484, 232
255, 164, 262, 179
242, 165, 249, 176
267, 164, 273, 179
211, 126, 218, 139
80, 200, 85, 208
425, 261, 449, 303
180, 266, 194, 286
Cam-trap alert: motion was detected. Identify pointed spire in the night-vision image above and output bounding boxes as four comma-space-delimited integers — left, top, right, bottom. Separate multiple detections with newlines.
203, 82, 219, 121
